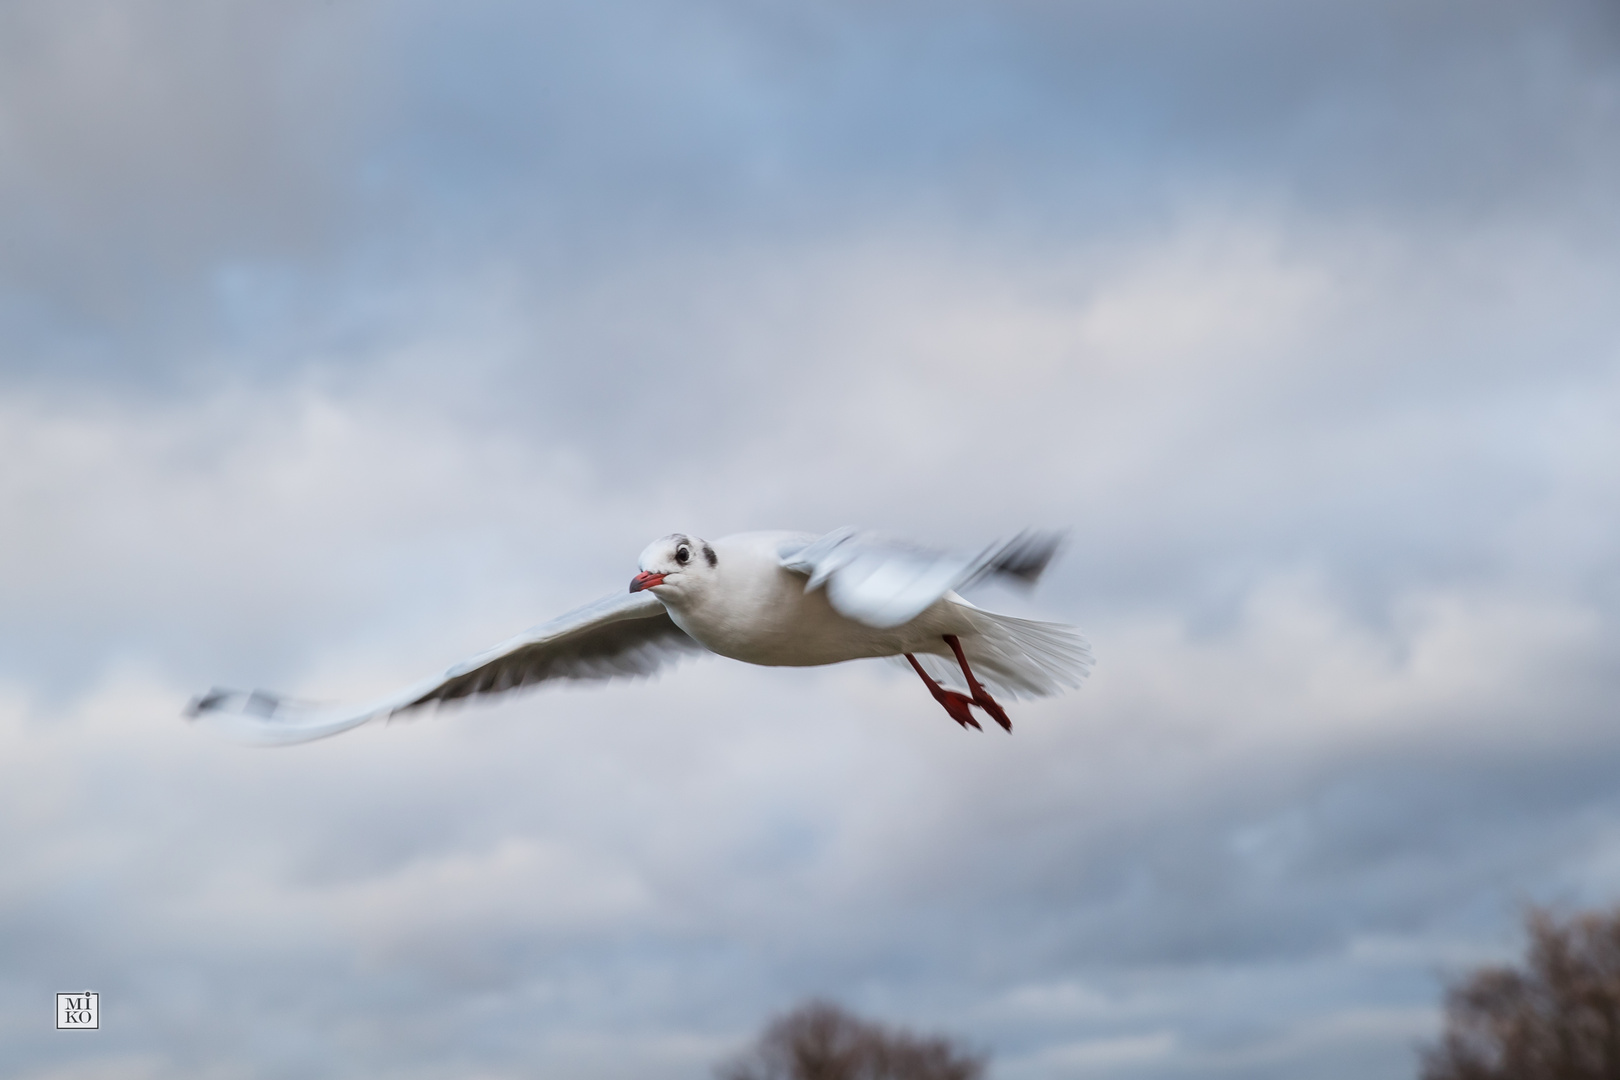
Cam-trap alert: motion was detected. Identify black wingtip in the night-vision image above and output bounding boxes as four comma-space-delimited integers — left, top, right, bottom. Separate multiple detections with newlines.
990, 530, 1065, 585
184, 688, 230, 719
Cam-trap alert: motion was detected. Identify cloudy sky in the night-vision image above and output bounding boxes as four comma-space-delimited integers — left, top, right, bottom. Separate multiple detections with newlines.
4, 1, 1620, 1077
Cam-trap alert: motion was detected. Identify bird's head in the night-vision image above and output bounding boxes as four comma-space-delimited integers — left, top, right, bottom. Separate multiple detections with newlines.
630, 533, 717, 598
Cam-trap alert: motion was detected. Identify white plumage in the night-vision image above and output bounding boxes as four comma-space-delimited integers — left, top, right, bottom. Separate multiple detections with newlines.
188, 527, 1092, 744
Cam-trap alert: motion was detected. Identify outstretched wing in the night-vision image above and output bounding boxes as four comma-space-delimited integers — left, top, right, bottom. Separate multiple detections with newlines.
187, 591, 704, 745
777, 527, 1064, 629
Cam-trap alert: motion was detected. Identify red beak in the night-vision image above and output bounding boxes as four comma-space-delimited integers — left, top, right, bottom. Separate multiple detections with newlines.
629, 571, 667, 593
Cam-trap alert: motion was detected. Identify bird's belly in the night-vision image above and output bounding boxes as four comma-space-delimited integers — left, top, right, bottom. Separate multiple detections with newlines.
668, 582, 911, 668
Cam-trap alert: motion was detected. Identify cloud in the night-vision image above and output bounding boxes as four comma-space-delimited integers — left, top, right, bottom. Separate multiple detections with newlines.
4, 1, 1620, 1078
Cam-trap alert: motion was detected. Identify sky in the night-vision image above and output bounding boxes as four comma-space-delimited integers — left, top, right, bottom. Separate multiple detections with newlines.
3, 1, 1620, 1077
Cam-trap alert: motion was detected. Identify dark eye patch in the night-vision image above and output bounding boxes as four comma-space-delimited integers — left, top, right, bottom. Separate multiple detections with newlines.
676, 545, 691, 564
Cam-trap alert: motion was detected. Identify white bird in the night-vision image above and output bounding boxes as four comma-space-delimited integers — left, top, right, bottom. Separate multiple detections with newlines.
187, 528, 1093, 745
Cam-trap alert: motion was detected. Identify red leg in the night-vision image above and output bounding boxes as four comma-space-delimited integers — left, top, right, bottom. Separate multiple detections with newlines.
905, 653, 981, 730
944, 634, 1012, 732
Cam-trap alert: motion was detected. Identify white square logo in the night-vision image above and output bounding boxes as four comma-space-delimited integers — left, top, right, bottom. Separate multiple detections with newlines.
56, 992, 98, 1030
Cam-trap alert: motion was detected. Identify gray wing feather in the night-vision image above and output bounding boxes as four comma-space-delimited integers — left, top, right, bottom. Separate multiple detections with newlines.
186, 591, 703, 746
778, 527, 1064, 629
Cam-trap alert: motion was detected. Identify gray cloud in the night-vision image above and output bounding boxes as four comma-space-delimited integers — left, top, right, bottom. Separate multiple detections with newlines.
4, 1, 1620, 1078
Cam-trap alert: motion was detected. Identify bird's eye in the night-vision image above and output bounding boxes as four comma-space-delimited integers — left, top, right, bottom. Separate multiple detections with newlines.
675, 545, 690, 565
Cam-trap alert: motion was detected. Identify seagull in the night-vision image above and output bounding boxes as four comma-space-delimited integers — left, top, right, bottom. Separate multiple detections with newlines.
187, 528, 1093, 745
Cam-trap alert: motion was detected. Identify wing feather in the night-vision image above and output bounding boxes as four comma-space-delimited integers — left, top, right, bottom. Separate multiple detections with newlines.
778, 528, 1064, 629
186, 591, 703, 745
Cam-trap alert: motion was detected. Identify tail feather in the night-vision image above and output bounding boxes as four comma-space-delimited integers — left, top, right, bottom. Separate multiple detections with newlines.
898, 607, 1093, 700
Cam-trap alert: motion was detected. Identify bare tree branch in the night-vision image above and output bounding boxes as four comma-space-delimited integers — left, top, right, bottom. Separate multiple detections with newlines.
1423, 906, 1620, 1080
718, 1000, 987, 1080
